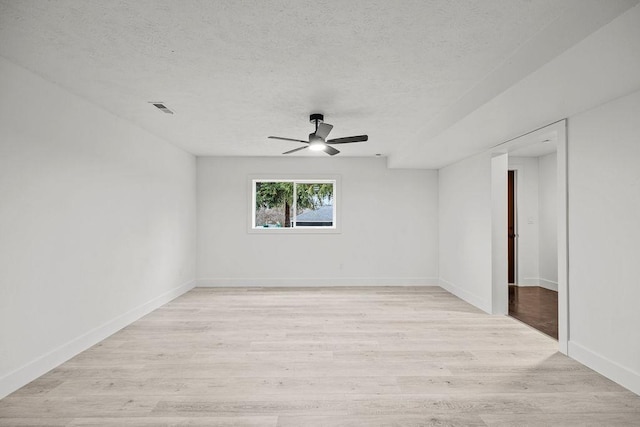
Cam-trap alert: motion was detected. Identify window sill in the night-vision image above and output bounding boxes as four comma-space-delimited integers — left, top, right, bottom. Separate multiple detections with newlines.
248, 227, 341, 234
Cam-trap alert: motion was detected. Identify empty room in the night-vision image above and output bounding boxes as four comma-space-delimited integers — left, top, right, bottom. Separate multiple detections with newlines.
1, 1, 640, 425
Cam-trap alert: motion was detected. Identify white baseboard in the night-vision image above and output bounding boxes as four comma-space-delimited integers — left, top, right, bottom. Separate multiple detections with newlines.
196, 277, 438, 287
438, 278, 491, 314
538, 278, 559, 291
568, 341, 640, 396
515, 278, 559, 291
0, 279, 196, 400
518, 277, 541, 287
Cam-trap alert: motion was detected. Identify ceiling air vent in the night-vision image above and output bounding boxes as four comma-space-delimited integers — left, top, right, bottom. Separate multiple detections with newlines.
150, 102, 174, 114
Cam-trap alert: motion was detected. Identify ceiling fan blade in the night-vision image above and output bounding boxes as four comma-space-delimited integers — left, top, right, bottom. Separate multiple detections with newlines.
323, 145, 340, 156
268, 136, 309, 144
326, 135, 368, 144
315, 123, 333, 140
282, 146, 308, 155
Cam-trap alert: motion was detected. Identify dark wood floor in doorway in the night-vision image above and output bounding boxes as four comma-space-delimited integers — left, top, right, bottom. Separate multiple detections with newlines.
509, 285, 558, 339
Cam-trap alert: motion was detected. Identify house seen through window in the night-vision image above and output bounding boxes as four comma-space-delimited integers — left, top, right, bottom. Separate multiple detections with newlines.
253, 180, 336, 229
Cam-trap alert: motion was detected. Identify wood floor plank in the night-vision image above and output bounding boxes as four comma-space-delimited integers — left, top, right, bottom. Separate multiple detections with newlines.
481, 411, 640, 426
1, 286, 639, 425
277, 414, 486, 427
509, 285, 558, 339
0, 418, 73, 427
66, 416, 278, 426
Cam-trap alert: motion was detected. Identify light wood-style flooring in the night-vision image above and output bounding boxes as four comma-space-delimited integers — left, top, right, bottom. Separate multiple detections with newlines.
1, 287, 639, 426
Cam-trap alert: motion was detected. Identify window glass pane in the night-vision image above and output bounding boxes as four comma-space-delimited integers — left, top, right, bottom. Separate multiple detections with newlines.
295, 183, 334, 227
254, 181, 294, 227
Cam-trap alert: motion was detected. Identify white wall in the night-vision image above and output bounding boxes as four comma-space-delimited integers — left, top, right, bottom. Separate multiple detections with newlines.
438, 151, 493, 313
538, 152, 558, 288
0, 57, 197, 398
567, 89, 640, 395
197, 157, 438, 286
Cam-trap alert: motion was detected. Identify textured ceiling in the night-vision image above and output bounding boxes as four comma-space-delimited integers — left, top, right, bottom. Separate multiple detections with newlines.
0, 0, 637, 167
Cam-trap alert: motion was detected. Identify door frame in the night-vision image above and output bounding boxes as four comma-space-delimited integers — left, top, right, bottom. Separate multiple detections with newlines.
507, 169, 519, 285
491, 120, 568, 354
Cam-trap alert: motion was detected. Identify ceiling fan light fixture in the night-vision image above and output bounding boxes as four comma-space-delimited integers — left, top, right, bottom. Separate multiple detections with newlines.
308, 133, 325, 151
309, 140, 326, 151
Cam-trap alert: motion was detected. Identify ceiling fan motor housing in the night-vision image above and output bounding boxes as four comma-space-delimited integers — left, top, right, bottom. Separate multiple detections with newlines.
309, 133, 323, 142
309, 113, 324, 124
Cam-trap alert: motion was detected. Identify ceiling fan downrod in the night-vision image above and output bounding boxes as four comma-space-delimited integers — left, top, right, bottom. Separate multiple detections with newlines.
310, 113, 324, 133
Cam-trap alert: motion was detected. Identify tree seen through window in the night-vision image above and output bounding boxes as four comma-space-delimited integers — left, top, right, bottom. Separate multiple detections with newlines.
254, 181, 334, 228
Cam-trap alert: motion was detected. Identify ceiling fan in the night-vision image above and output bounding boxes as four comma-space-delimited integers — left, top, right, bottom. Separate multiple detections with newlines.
268, 113, 368, 156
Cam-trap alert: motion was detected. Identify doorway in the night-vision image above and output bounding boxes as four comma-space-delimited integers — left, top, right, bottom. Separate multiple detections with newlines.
506, 149, 559, 339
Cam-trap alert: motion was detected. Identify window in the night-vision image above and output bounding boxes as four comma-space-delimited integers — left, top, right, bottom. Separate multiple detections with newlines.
251, 178, 338, 232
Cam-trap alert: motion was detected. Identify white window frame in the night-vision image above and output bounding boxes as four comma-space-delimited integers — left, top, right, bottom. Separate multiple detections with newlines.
249, 175, 341, 234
